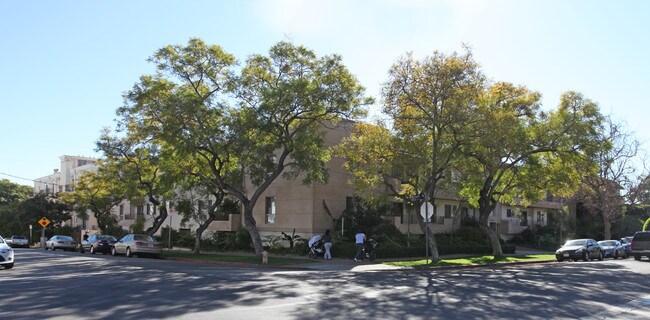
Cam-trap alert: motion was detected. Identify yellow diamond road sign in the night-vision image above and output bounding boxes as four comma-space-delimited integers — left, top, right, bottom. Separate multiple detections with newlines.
38, 217, 51, 228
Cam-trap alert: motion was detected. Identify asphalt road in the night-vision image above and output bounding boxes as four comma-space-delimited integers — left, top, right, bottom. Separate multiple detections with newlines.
1, 249, 650, 320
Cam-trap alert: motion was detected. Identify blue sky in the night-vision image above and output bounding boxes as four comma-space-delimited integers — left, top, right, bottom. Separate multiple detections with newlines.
1, 0, 649, 186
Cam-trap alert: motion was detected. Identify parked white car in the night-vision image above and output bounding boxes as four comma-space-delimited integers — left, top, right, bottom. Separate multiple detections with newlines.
6, 235, 29, 248
0, 236, 15, 269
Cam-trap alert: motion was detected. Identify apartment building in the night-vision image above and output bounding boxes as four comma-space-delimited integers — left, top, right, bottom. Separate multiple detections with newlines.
37, 122, 573, 241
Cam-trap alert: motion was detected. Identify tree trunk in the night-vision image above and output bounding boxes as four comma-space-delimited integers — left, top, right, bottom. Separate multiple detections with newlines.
193, 221, 210, 255
603, 219, 612, 240
477, 189, 503, 258
193, 195, 222, 255
145, 204, 167, 236
243, 205, 264, 256
479, 223, 503, 258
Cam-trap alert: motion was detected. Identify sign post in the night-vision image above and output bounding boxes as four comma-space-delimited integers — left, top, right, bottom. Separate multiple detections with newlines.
38, 217, 51, 248
413, 194, 433, 265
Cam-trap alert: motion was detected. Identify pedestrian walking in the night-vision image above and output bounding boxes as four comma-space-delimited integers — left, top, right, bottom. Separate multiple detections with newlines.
323, 229, 332, 260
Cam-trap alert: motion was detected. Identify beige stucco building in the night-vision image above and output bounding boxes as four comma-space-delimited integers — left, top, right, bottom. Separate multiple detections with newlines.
37, 122, 572, 241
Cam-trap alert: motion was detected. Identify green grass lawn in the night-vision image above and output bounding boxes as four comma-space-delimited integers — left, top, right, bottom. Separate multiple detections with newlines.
162, 250, 317, 266
385, 254, 556, 268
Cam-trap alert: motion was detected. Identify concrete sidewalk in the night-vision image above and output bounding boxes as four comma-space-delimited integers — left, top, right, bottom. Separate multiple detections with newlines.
164, 246, 555, 272
292, 247, 555, 272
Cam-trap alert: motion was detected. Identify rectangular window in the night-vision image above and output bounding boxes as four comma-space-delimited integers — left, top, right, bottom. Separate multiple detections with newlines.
445, 205, 452, 218
520, 211, 528, 226
346, 196, 354, 212
137, 205, 144, 217
402, 204, 416, 224
265, 197, 276, 224
119, 205, 124, 220
506, 209, 514, 218
392, 202, 403, 217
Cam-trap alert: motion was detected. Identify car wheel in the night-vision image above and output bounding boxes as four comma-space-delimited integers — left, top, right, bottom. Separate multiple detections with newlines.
634, 254, 641, 261
126, 247, 132, 258
598, 251, 604, 261
556, 257, 564, 262
4, 263, 14, 269
614, 251, 619, 259
111, 247, 117, 256
583, 252, 590, 262
51, 245, 56, 251
90, 246, 95, 254
44, 245, 48, 251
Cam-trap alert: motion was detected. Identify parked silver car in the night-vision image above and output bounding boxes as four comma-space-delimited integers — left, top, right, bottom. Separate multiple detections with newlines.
6, 235, 29, 248
45, 235, 78, 251
0, 236, 15, 269
111, 234, 162, 258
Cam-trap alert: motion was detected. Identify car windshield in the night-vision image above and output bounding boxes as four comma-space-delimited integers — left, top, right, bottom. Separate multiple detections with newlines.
13, 236, 26, 239
0, 237, 5, 243
98, 235, 117, 241
58, 236, 73, 241
621, 238, 630, 244
598, 241, 617, 246
133, 235, 155, 242
565, 240, 586, 246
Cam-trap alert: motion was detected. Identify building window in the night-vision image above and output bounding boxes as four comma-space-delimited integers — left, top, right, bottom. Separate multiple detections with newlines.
137, 205, 144, 217
345, 196, 355, 212
119, 205, 124, 220
401, 204, 416, 224
265, 197, 276, 224
520, 211, 528, 226
537, 211, 544, 225
506, 208, 514, 218
392, 202, 403, 217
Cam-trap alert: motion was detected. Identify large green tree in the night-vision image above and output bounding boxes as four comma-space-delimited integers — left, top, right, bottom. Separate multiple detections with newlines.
0, 179, 32, 205
338, 50, 484, 262
16, 193, 72, 229
96, 131, 176, 236
575, 117, 640, 239
0, 179, 33, 236
118, 39, 370, 255
61, 170, 123, 233
458, 88, 604, 257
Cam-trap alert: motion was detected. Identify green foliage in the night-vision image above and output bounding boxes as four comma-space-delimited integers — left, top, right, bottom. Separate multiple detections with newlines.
196, 228, 254, 252
337, 196, 396, 240
114, 38, 371, 255
643, 217, 650, 231
0, 179, 32, 205
15, 193, 71, 228
130, 216, 145, 234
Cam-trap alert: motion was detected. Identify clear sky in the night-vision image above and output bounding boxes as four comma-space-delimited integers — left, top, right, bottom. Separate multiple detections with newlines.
1, 0, 649, 187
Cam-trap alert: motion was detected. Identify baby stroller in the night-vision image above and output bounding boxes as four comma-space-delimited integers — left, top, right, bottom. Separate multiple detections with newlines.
308, 235, 325, 259
363, 238, 378, 261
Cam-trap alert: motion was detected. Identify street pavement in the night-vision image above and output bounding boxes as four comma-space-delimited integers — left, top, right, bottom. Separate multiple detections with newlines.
4, 248, 650, 319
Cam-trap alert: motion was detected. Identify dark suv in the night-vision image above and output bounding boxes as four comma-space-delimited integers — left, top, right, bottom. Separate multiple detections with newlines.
631, 231, 650, 261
